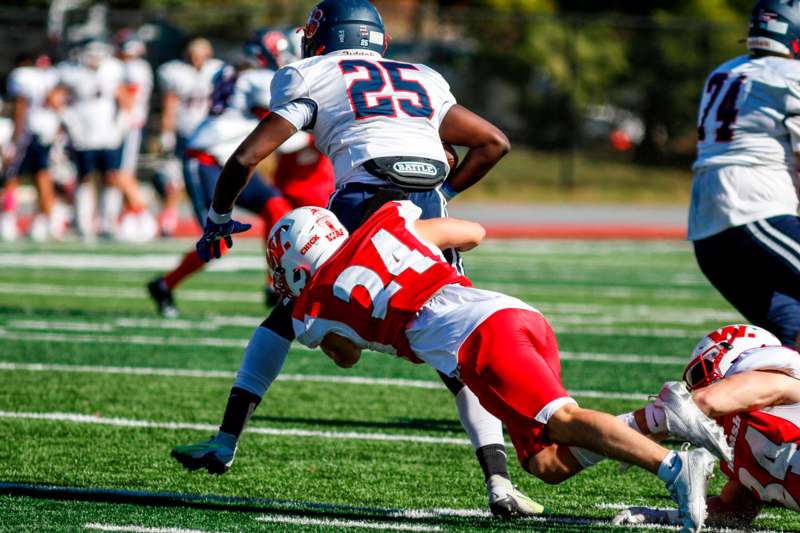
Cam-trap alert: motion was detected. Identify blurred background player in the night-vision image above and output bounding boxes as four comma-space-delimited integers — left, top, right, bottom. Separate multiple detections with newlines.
689, 0, 800, 349
59, 38, 153, 240
115, 30, 153, 195
172, 1, 539, 517
1, 51, 60, 241
613, 324, 800, 528
155, 37, 223, 237
147, 29, 323, 317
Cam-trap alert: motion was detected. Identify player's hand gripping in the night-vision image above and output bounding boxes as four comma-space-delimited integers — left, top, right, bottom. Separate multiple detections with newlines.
196, 209, 251, 262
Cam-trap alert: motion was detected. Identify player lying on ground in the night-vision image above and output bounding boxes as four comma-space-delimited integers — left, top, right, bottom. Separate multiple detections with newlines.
172, 0, 540, 517
608, 324, 800, 529
259, 200, 733, 532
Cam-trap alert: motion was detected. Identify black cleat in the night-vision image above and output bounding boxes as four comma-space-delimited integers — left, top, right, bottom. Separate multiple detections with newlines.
147, 278, 179, 318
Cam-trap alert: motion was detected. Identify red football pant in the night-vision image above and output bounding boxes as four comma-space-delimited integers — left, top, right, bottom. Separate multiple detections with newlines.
457, 308, 573, 466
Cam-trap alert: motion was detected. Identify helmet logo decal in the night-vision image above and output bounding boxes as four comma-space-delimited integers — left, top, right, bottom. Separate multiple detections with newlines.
707, 325, 752, 344
300, 234, 320, 255
305, 8, 324, 38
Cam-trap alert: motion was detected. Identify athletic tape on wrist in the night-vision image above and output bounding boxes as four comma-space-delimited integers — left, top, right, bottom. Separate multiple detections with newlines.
208, 206, 232, 225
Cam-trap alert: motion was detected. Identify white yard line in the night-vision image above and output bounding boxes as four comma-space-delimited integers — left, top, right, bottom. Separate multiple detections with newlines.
0, 253, 266, 272
0, 361, 652, 400
1, 327, 687, 366
0, 411, 473, 446
84, 524, 222, 533
256, 515, 441, 532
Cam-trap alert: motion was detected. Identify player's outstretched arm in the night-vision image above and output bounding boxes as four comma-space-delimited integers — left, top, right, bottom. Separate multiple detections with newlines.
414, 217, 486, 251
692, 370, 800, 417
438, 104, 510, 195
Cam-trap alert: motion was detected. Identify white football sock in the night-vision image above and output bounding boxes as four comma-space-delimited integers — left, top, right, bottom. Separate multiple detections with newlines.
455, 386, 504, 450
644, 403, 668, 433
657, 451, 681, 484
100, 186, 123, 235
233, 326, 291, 397
75, 183, 96, 237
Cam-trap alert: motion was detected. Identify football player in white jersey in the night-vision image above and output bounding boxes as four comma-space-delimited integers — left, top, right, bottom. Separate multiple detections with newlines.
689, 0, 800, 350
59, 39, 152, 240
115, 30, 153, 179
610, 324, 800, 528
147, 30, 297, 318
155, 37, 223, 236
172, 0, 541, 517
1, 52, 61, 241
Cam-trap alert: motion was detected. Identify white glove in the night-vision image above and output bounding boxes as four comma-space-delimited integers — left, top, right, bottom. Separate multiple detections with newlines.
612, 506, 680, 526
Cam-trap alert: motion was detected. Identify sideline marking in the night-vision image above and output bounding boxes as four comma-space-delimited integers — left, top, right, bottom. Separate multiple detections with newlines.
256, 515, 441, 532
0, 362, 651, 400
0, 411, 472, 446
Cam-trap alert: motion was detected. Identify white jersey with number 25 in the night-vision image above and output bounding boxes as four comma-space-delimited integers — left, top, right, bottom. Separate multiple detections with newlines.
270, 49, 457, 188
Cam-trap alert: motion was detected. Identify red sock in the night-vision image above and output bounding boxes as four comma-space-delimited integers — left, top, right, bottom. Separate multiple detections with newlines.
163, 241, 229, 290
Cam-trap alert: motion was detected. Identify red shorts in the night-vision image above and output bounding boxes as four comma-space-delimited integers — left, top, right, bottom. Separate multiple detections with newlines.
274, 149, 335, 208
457, 308, 572, 466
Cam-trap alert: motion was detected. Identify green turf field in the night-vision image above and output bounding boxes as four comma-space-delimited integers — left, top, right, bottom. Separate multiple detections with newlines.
0, 238, 794, 532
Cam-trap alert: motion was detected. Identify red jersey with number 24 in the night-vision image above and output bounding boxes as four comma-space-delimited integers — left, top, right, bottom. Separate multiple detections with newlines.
717, 346, 800, 511
291, 201, 470, 362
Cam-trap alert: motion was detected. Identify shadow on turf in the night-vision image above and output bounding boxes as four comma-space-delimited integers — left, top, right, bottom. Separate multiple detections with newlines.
0, 481, 615, 532
250, 414, 463, 433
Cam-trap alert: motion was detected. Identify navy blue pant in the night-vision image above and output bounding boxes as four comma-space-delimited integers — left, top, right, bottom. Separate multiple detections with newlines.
182, 157, 282, 226
694, 215, 800, 346
72, 147, 123, 179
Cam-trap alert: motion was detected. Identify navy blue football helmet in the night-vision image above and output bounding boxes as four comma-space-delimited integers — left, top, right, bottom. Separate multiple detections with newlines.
748, 0, 800, 58
301, 0, 387, 59
244, 28, 297, 70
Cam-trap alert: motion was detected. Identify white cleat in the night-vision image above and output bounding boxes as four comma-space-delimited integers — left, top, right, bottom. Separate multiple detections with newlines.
655, 382, 733, 463
486, 474, 546, 517
665, 448, 715, 533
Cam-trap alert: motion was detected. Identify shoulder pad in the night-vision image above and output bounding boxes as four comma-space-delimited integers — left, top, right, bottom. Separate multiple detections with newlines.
270, 65, 311, 109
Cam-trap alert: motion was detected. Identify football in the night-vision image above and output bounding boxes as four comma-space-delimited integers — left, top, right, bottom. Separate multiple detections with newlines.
443, 142, 459, 171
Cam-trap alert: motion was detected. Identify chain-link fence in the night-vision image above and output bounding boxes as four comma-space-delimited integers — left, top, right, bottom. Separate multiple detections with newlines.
0, 3, 748, 187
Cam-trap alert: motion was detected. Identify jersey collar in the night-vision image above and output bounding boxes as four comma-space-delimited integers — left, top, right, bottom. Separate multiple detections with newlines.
327, 49, 382, 58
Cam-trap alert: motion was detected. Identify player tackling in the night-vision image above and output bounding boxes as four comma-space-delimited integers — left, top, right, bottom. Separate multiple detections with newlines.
261, 200, 728, 532
173, 0, 541, 516
613, 324, 800, 528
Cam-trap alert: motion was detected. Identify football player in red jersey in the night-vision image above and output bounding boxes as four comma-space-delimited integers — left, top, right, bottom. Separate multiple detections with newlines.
260, 200, 732, 532
612, 324, 800, 528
